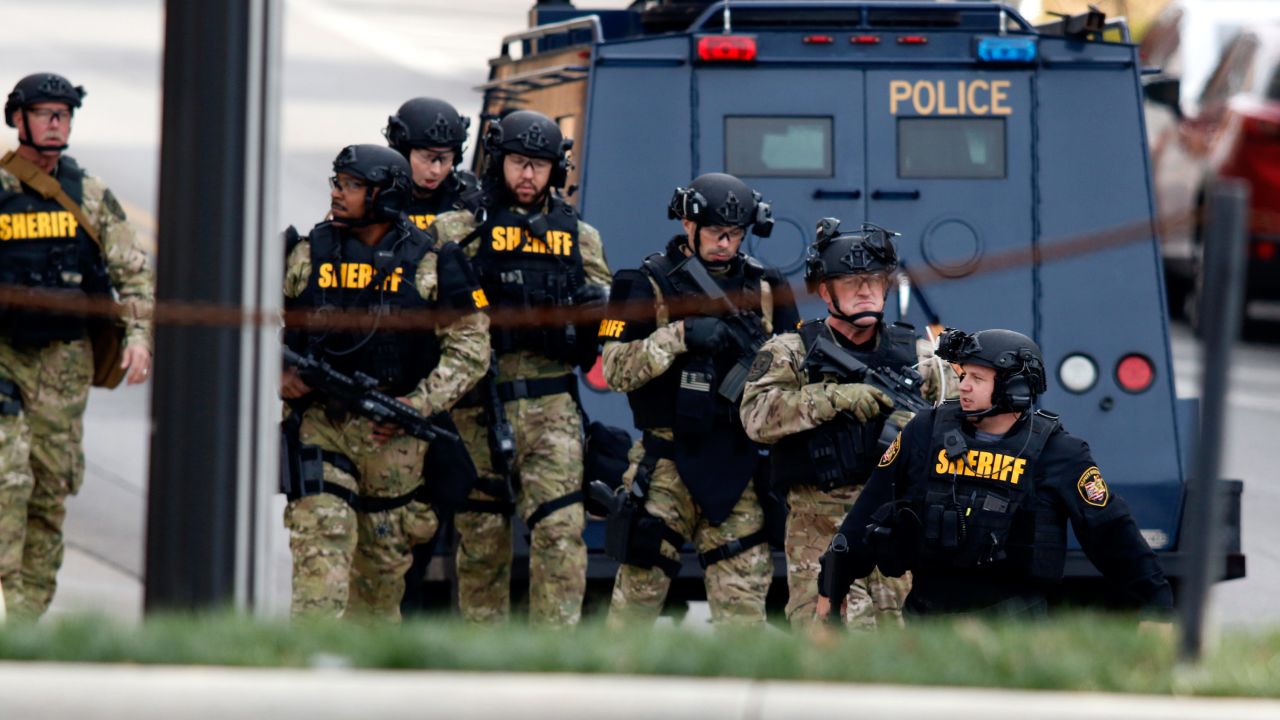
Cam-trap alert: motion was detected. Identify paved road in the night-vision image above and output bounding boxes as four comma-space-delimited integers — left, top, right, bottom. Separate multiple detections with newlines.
1, 0, 1276, 627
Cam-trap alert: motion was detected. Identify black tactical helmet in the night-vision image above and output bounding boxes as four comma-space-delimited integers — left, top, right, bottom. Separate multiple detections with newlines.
937, 328, 1048, 412
332, 144, 413, 222
804, 218, 900, 289
483, 109, 572, 188
5, 72, 85, 128
667, 173, 773, 237
384, 97, 469, 161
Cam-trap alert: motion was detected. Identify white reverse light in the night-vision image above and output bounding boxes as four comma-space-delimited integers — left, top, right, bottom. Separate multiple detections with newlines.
1058, 354, 1098, 394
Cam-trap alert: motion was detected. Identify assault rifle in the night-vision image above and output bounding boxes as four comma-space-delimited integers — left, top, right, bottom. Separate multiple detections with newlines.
480, 350, 518, 503
283, 347, 460, 444
668, 256, 769, 404
806, 334, 930, 446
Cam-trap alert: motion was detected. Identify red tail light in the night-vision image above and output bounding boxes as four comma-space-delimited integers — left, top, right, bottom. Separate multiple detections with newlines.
898, 35, 929, 45
697, 35, 758, 62
851, 34, 881, 44
1253, 239, 1278, 262
1116, 354, 1155, 393
803, 34, 834, 45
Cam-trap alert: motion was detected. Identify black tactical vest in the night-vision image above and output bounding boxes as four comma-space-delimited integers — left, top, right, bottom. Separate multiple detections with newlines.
471, 195, 586, 361
0, 157, 111, 348
771, 319, 917, 492
294, 220, 441, 397
886, 402, 1067, 584
624, 249, 774, 525
405, 171, 474, 232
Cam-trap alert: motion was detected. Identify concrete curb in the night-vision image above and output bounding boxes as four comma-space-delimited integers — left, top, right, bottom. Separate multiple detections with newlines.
1, 663, 1278, 720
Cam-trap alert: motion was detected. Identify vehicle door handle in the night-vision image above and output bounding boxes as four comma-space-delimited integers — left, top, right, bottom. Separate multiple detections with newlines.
812, 189, 862, 200
871, 189, 921, 201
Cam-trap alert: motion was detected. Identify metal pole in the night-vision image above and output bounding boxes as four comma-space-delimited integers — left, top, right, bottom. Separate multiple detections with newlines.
146, 0, 278, 612
1179, 179, 1250, 661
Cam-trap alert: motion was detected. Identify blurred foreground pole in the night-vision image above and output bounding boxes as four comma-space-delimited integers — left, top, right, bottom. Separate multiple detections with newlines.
147, 0, 282, 613
1179, 179, 1250, 661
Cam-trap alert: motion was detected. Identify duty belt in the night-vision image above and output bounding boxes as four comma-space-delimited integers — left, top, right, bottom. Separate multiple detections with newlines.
456, 373, 578, 408
287, 446, 428, 513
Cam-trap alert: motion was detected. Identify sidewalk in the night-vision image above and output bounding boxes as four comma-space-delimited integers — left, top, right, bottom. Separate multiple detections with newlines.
1, 664, 1277, 720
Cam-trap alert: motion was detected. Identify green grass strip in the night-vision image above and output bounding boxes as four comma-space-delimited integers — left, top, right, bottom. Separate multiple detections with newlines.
1, 613, 1277, 697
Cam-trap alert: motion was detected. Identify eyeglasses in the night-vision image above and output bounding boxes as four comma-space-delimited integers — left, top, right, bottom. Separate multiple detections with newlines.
703, 226, 746, 242
846, 272, 889, 289
28, 108, 72, 123
328, 175, 367, 192
505, 155, 554, 173
413, 149, 455, 167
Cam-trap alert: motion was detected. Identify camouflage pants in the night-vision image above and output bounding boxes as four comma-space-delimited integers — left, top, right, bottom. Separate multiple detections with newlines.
786, 483, 911, 630
0, 338, 91, 619
285, 406, 439, 620
607, 436, 772, 628
452, 390, 586, 626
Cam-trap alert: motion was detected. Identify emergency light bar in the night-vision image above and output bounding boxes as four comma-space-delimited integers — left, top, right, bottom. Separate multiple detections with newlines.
974, 36, 1038, 63
696, 35, 758, 62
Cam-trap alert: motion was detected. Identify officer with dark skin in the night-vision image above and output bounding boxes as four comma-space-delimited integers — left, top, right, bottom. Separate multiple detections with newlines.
597, 173, 800, 627
384, 97, 477, 232
280, 144, 489, 619
817, 328, 1173, 622
431, 110, 612, 626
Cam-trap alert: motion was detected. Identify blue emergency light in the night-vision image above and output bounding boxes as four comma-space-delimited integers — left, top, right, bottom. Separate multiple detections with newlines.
974, 36, 1038, 63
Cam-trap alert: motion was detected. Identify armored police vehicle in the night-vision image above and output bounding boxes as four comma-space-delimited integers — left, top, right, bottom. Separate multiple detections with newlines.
444, 0, 1245, 608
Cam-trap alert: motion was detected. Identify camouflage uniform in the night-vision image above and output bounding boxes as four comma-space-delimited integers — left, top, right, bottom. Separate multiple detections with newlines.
432, 206, 611, 626
741, 326, 954, 629
283, 239, 489, 619
601, 255, 796, 629
0, 161, 153, 618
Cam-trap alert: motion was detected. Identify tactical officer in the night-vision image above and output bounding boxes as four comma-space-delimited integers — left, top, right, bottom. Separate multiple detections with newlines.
0, 73, 154, 618
384, 97, 477, 231
430, 110, 612, 626
817, 328, 1174, 619
597, 172, 799, 627
281, 144, 489, 619
741, 218, 951, 630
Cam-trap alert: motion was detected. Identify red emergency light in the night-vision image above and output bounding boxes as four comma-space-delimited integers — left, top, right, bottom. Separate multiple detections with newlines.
898, 35, 929, 45
803, 34, 835, 45
697, 35, 758, 62
1115, 354, 1155, 393
851, 35, 882, 44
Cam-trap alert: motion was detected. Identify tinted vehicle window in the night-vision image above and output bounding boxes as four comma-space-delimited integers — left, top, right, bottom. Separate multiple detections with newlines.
725, 116, 833, 177
898, 117, 1005, 179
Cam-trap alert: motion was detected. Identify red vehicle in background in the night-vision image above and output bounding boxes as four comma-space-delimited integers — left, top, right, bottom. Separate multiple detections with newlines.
1145, 24, 1280, 326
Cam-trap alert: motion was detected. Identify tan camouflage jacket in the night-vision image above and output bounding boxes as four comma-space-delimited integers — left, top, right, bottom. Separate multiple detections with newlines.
431, 205, 611, 383
740, 321, 954, 445
0, 159, 156, 351
284, 238, 490, 415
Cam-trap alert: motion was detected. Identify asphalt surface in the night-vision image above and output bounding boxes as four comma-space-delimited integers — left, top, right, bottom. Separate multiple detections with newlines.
1, 0, 1276, 632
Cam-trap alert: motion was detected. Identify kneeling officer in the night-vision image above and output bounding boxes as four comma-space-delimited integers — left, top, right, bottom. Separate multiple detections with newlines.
818, 328, 1173, 618
280, 144, 490, 619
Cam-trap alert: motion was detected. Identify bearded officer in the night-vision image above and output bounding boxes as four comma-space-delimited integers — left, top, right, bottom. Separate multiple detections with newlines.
385, 97, 477, 232
817, 328, 1173, 619
598, 173, 799, 627
281, 144, 489, 619
430, 110, 611, 626
740, 218, 952, 630
0, 73, 154, 618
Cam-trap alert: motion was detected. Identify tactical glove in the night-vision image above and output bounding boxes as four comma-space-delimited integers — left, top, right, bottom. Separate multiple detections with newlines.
829, 383, 894, 423
683, 316, 733, 355
888, 409, 914, 430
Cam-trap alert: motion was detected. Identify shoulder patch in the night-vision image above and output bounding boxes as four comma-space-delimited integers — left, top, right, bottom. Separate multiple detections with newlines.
746, 350, 774, 382
101, 189, 127, 221
1077, 466, 1110, 507
879, 432, 902, 468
